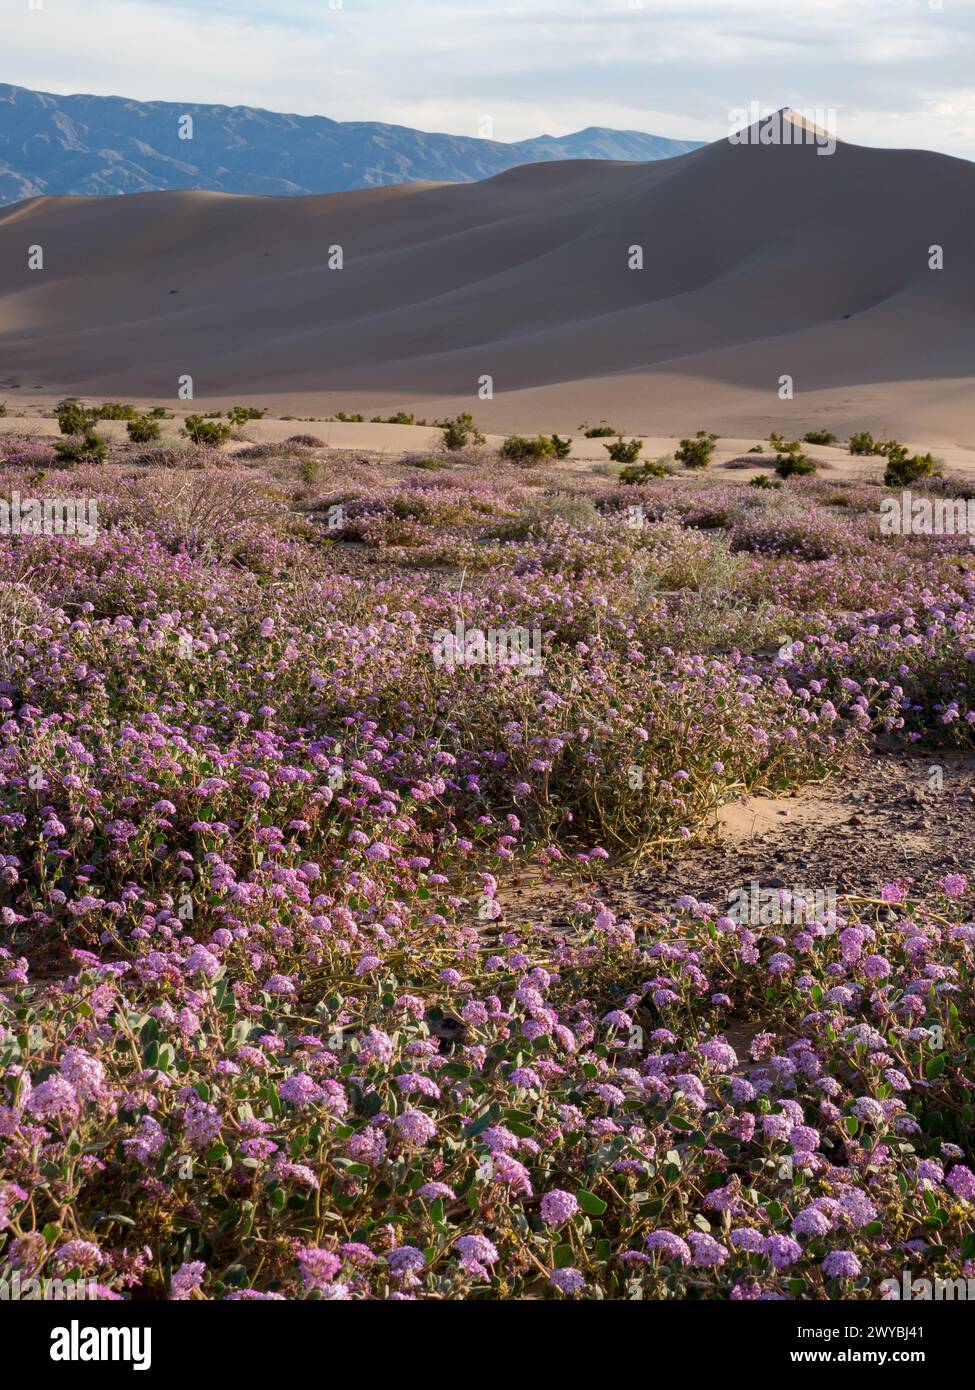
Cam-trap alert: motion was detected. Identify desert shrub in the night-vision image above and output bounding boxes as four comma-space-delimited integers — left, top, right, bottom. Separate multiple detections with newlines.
750, 474, 782, 489
396, 452, 445, 470
501, 434, 556, 466
148, 406, 173, 419
724, 455, 775, 469
130, 444, 204, 469
582, 423, 617, 438
747, 444, 764, 453
227, 405, 267, 428
233, 441, 309, 461
876, 439, 909, 465
333, 411, 365, 422
0, 401, 6, 417
439, 413, 485, 451
375, 411, 415, 425
284, 433, 324, 447
53, 432, 107, 464
293, 455, 325, 486
884, 450, 939, 487
619, 459, 667, 483
56, 402, 93, 435
675, 431, 718, 469
549, 434, 572, 460
490, 496, 601, 538
849, 431, 878, 455
183, 414, 233, 447
775, 452, 817, 478
803, 429, 837, 445
769, 435, 803, 457
127, 416, 162, 444
604, 436, 643, 464
91, 401, 138, 421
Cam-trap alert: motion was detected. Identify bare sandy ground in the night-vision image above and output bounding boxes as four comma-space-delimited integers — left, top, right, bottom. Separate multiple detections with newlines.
1, 110, 974, 445
3, 404, 974, 478
497, 748, 975, 939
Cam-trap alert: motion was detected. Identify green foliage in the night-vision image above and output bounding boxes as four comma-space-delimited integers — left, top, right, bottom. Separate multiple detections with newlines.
675, 431, 718, 469
849, 431, 878, 456
604, 436, 643, 464
549, 434, 572, 460
127, 416, 163, 445
618, 459, 667, 483
372, 411, 416, 425
439, 413, 485, 451
884, 450, 939, 487
53, 431, 107, 464
182, 414, 233, 447
227, 405, 267, 428
769, 434, 803, 457
0, 401, 6, 417
750, 474, 782, 489
500, 434, 556, 466
582, 423, 618, 438
148, 406, 173, 419
56, 402, 94, 435
775, 452, 817, 478
803, 429, 837, 446
91, 401, 138, 421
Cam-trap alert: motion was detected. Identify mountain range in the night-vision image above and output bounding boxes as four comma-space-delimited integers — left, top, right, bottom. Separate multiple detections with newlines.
0, 82, 702, 204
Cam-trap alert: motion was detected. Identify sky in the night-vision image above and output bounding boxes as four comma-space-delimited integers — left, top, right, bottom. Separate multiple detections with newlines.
4, 0, 975, 158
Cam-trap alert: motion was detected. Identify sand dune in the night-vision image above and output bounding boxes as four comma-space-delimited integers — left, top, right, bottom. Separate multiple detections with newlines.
1, 111, 974, 441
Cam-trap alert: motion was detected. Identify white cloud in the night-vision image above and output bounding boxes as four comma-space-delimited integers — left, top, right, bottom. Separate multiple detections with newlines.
2, 0, 973, 156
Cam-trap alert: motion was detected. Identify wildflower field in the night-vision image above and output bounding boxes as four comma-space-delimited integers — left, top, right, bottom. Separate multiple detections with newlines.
1, 432, 974, 1303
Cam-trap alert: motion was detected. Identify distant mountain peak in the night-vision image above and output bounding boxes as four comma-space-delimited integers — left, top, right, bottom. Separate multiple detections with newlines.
0, 83, 703, 205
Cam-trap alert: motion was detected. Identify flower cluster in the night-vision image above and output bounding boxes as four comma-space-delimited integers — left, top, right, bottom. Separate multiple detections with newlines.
1, 444, 973, 1299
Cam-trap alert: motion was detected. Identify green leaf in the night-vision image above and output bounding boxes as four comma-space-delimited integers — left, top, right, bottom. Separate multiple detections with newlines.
507, 1121, 535, 1139
554, 1244, 575, 1269
577, 1190, 607, 1217
464, 1104, 502, 1138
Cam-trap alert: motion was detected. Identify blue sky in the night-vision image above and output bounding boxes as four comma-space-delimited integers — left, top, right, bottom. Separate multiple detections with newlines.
5, 0, 975, 158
